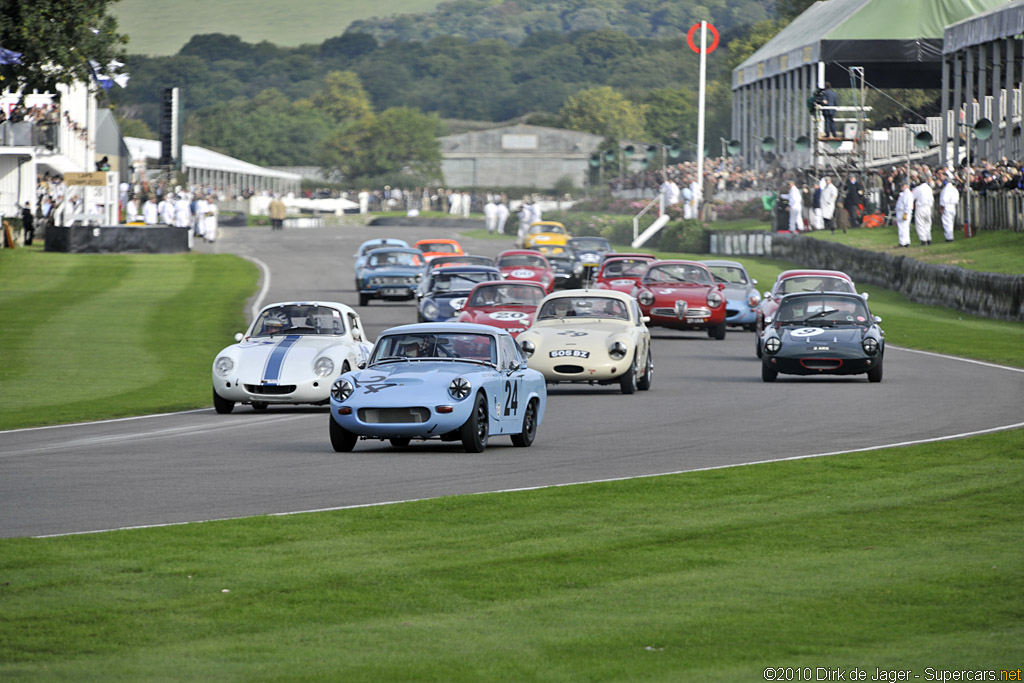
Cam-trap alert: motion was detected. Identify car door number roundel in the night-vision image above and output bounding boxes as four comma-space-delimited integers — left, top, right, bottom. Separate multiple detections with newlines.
489, 311, 528, 321
510, 269, 535, 278
790, 327, 825, 338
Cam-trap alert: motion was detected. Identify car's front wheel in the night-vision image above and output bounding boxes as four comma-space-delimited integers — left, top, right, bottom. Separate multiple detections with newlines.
761, 364, 778, 382
867, 362, 883, 383
755, 334, 763, 358
460, 393, 489, 453
620, 354, 638, 394
329, 416, 358, 452
389, 437, 411, 448
510, 399, 538, 447
711, 322, 727, 340
212, 388, 234, 414
358, 293, 369, 307
252, 401, 268, 411
637, 349, 653, 391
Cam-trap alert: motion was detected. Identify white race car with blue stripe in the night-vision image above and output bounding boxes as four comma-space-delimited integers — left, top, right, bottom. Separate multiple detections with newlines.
212, 301, 373, 413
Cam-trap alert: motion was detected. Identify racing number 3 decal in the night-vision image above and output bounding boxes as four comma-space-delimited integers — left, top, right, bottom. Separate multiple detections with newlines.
503, 379, 519, 416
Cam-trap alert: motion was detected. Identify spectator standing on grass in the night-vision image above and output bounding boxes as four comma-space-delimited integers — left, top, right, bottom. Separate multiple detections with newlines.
895, 180, 914, 248
269, 195, 286, 231
142, 195, 159, 225
495, 200, 509, 235
786, 180, 803, 233
842, 174, 863, 228
821, 176, 839, 233
484, 197, 498, 234
158, 194, 174, 225
939, 177, 960, 242
912, 179, 934, 246
20, 202, 35, 245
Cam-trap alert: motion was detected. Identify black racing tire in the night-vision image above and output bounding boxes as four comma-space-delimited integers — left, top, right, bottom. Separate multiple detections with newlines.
212, 388, 234, 414
637, 349, 653, 391
619, 354, 638, 394
755, 334, 763, 358
460, 393, 489, 453
510, 399, 538, 447
389, 437, 411, 448
358, 293, 369, 307
712, 322, 727, 340
867, 361, 883, 383
329, 416, 358, 452
251, 401, 268, 411
761, 364, 778, 382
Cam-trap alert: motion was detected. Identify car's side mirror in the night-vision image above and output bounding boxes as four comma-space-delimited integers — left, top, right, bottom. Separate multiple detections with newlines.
862, 292, 870, 300
718, 283, 726, 291
234, 333, 243, 342
763, 291, 772, 300
508, 360, 521, 372
642, 316, 651, 323
357, 360, 367, 369
752, 278, 758, 285
873, 316, 882, 324
764, 315, 773, 324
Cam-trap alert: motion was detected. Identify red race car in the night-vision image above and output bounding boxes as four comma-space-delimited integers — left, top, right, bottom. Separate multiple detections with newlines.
593, 253, 656, 294
633, 260, 728, 339
753, 269, 859, 357
456, 281, 547, 338
496, 249, 555, 293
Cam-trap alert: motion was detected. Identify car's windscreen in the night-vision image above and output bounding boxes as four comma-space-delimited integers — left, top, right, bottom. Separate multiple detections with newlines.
361, 241, 399, 255
601, 259, 650, 278
499, 255, 546, 268
531, 224, 565, 234
468, 284, 544, 307
418, 243, 459, 254
428, 271, 498, 292
537, 296, 629, 320
778, 276, 854, 294
431, 256, 493, 269
254, 305, 346, 336
570, 238, 609, 251
372, 333, 496, 364
644, 264, 713, 285
708, 266, 749, 285
368, 251, 422, 267
775, 297, 870, 324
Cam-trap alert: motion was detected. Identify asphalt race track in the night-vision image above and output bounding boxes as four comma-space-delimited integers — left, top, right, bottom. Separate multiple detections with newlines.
2, 223, 1022, 538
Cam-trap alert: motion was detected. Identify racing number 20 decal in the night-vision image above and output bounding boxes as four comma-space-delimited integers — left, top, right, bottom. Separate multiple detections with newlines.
503, 379, 519, 416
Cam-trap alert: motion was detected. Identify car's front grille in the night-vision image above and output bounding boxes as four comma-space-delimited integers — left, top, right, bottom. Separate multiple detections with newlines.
800, 358, 843, 370
652, 307, 676, 316
358, 407, 430, 423
370, 276, 415, 285
245, 384, 296, 395
553, 365, 584, 374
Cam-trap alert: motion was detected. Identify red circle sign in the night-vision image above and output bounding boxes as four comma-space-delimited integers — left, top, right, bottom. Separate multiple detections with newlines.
687, 23, 719, 54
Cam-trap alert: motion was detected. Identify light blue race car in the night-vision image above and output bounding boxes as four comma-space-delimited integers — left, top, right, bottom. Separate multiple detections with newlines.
329, 323, 547, 453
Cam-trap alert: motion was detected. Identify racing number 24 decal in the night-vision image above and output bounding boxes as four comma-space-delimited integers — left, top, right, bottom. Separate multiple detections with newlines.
503, 379, 519, 416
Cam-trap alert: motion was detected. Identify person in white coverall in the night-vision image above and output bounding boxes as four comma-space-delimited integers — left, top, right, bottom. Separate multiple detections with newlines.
786, 181, 803, 232
821, 176, 838, 233
912, 180, 934, 245
939, 179, 960, 242
484, 198, 498, 234
894, 181, 914, 247
495, 201, 509, 234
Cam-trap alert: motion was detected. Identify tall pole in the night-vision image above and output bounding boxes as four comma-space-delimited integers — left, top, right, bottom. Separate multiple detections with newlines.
696, 21, 707, 221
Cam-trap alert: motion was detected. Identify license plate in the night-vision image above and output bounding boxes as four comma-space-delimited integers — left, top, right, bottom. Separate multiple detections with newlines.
381, 287, 406, 296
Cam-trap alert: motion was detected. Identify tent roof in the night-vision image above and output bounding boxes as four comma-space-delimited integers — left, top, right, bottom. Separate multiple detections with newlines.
944, 0, 1024, 52
733, 0, 1013, 89
124, 137, 301, 180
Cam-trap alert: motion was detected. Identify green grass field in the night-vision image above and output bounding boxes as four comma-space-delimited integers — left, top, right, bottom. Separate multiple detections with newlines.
111, 0, 445, 55
2, 229, 1022, 679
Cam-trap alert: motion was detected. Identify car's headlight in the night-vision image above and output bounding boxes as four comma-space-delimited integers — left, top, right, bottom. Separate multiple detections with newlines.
638, 290, 654, 306
331, 378, 354, 401
862, 337, 879, 355
608, 341, 628, 360
214, 356, 234, 377
748, 293, 761, 308
314, 357, 335, 377
573, 263, 584, 275
707, 290, 723, 308
765, 337, 782, 355
519, 339, 535, 357
449, 377, 472, 400
422, 301, 440, 320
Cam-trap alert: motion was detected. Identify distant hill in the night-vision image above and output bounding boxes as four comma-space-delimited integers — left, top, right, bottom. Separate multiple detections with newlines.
112, 0, 774, 56
110, 0, 446, 56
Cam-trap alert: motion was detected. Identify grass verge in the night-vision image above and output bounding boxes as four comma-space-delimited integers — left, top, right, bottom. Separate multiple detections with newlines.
2, 429, 1021, 679
0, 247, 257, 430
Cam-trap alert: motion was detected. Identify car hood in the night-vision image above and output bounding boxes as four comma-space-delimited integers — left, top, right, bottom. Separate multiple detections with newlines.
347, 361, 494, 391
501, 266, 547, 279
460, 306, 535, 328
362, 266, 421, 277
643, 283, 712, 301
777, 326, 865, 344
226, 335, 349, 381
524, 317, 633, 339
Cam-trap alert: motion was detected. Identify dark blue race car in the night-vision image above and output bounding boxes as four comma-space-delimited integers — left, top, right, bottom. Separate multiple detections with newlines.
418, 265, 502, 322
357, 247, 425, 306
760, 291, 884, 382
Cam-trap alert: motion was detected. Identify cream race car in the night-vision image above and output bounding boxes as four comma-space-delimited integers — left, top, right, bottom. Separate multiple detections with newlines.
212, 301, 373, 413
516, 289, 653, 394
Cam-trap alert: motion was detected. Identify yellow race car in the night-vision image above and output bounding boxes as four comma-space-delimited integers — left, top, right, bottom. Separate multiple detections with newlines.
521, 221, 569, 250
